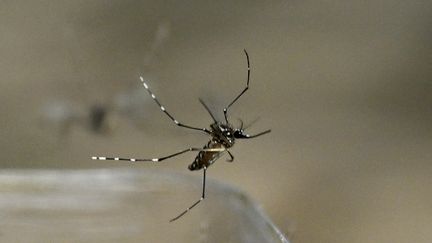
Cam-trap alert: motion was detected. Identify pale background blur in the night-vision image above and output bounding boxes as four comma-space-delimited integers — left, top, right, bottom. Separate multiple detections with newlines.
1, 1, 432, 242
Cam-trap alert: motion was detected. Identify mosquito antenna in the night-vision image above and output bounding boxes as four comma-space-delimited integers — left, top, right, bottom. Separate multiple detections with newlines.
243, 117, 261, 130
237, 118, 244, 130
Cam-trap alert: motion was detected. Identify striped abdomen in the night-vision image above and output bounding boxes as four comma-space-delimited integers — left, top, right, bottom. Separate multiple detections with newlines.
188, 140, 223, 171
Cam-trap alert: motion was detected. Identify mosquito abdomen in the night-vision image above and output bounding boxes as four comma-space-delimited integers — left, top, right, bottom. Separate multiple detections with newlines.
188, 141, 224, 171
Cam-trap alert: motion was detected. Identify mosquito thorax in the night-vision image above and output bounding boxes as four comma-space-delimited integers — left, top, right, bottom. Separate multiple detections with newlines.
210, 122, 235, 147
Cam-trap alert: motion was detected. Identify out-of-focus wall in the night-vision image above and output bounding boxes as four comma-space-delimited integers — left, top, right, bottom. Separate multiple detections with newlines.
1, 1, 431, 242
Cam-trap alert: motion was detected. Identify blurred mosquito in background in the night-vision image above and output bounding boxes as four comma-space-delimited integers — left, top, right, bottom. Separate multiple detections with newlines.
93, 50, 271, 222
40, 100, 114, 136
39, 22, 171, 138
39, 86, 154, 137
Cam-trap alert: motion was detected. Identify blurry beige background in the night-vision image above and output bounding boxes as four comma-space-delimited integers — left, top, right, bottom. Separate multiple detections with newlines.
1, 0, 432, 242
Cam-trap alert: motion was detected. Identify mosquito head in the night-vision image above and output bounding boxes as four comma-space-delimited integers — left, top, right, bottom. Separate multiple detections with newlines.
233, 129, 247, 139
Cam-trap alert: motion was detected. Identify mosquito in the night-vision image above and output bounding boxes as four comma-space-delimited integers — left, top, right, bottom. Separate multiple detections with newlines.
92, 49, 271, 222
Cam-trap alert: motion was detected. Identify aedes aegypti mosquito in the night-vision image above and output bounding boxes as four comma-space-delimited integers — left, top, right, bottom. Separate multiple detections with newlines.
92, 50, 271, 222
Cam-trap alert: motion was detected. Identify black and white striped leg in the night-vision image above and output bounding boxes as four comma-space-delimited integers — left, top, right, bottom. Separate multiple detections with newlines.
170, 166, 207, 222
92, 148, 225, 163
139, 76, 211, 134
226, 150, 234, 162
223, 49, 250, 123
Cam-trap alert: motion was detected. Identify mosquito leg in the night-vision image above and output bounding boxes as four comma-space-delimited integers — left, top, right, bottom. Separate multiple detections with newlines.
92, 148, 225, 163
223, 49, 250, 123
226, 150, 234, 162
170, 166, 207, 222
139, 76, 210, 134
